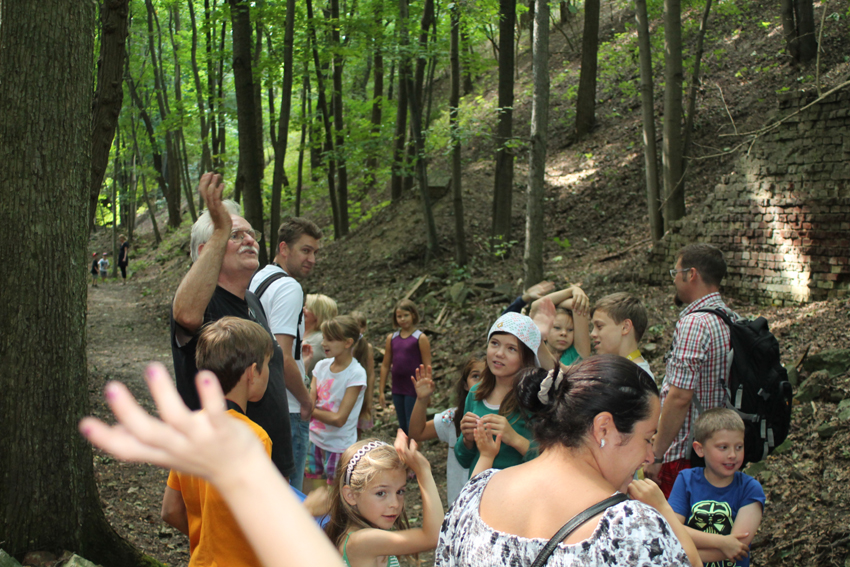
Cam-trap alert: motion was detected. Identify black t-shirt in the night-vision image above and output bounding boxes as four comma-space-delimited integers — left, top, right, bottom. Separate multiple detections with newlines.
170, 286, 295, 477
119, 241, 130, 266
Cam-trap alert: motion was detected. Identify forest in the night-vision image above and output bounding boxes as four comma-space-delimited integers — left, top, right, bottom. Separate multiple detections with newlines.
1, 0, 849, 565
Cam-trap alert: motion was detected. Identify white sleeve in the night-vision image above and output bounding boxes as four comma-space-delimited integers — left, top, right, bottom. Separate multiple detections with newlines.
433, 409, 451, 444
263, 278, 303, 337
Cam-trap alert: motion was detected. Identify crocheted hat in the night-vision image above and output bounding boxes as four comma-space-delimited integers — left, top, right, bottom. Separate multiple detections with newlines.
487, 312, 541, 365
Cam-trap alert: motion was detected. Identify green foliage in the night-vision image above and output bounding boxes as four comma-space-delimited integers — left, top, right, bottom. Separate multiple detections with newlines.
552, 236, 572, 250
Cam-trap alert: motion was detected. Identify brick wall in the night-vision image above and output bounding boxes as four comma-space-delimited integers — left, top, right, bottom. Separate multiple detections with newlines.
644, 89, 850, 305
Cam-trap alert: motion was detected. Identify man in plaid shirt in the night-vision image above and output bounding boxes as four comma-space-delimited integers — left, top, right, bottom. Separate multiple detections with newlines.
644, 243, 738, 498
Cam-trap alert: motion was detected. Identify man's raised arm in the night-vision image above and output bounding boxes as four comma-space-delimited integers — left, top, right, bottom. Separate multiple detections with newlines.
172, 173, 232, 334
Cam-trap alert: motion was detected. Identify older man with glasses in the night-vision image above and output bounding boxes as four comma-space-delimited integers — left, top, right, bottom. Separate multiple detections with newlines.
643, 243, 740, 498
170, 173, 294, 479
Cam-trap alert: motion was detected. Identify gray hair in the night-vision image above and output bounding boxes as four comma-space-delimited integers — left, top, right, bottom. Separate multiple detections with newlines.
190, 200, 242, 262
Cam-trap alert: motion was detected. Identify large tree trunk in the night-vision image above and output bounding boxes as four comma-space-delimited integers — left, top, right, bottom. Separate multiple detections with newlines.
492, 0, 516, 248
89, 0, 130, 233
662, 0, 685, 227
525, 0, 548, 285
229, 0, 268, 265
365, 9, 384, 193
390, 26, 409, 202
634, 0, 663, 241
0, 1, 150, 564
682, 0, 713, 176
575, 0, 600, 138
794, 0, 817, 62
188, 0, 213, 180
269, 0, 297, 257
450, 2, 468, 266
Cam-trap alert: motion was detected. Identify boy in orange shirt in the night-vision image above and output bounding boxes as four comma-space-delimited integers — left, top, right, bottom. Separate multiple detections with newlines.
161, 316, 273, 567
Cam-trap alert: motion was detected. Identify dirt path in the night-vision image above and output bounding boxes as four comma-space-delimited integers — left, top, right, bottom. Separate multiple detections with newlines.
86, 279, 190, 567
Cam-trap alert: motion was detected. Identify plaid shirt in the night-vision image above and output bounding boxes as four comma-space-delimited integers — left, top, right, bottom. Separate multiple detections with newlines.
661, 292, 738, 462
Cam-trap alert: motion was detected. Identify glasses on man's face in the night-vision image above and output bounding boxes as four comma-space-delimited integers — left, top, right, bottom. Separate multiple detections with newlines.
669, 267, 691, 280
230, 229, 257, 243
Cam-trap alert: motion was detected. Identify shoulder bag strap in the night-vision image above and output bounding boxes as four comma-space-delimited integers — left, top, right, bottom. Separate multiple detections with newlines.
530, 493, 629, 567
253, 271, 288, 299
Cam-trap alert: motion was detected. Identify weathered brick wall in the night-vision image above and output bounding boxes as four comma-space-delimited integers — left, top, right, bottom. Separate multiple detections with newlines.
645, 89, 850, 305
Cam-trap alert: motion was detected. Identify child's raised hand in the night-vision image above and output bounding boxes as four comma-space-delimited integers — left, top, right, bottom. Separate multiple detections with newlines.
79, 363, 265, 484
460, 412, 479, 447
568, 285, 589, 317
473, 423, 501, 460
718, 533, 750, 561
410, 364, 435, 399
393, 429, 431, 476
530, 297, 556, 340
523, 280, 555, 302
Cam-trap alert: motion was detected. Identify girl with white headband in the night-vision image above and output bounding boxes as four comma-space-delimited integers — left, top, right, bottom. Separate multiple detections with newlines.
324, 431, 443, 567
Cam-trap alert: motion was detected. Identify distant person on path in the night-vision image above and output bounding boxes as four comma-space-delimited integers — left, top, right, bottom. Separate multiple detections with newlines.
170, 173, 294, 479
669, 408, 764, 566
248, 217, 323, 492
378, 299, 431, 434
90, 252, 99, 286
98, 252, 109, 282
118, 234, 130, 284
644, 243, 740, 498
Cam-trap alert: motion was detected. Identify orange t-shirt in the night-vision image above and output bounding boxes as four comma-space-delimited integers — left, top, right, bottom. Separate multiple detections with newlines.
167, 409, 272, 567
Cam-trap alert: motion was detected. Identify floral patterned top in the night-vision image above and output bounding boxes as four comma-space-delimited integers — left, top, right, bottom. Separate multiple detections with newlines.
435, 469, 691, 567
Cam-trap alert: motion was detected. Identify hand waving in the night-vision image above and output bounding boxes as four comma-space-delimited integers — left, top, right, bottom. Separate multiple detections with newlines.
411, 364, 435, 400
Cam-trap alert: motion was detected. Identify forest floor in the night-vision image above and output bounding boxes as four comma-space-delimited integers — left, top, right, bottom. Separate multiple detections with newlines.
74, 0, 850, 563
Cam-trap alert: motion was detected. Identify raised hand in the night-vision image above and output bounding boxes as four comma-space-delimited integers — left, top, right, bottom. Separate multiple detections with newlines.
198, 172, 232, 234
410, 364, 435, 400
394, 429, 431, 476
567, 285, 589, 317
523, 281, 555, 302
530, 297, 556, 340
627, 478, 669, 511
474, 423, 502, 460
479, 414, 518, 448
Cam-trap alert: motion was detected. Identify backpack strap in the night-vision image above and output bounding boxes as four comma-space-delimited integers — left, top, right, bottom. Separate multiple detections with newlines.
253, 270, 304, 361
530, 493, 629, 567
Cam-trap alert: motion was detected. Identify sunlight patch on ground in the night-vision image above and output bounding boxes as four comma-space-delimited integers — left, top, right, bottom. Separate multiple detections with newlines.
546, 168, 598, 192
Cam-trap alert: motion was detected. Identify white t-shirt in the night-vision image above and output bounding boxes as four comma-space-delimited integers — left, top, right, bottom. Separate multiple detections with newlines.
309, 358, 367, 453
433, 407, 469, 505
249, 264, 306, 414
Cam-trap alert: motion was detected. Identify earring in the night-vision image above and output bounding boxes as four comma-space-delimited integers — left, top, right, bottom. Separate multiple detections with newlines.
600, 439, 606, 449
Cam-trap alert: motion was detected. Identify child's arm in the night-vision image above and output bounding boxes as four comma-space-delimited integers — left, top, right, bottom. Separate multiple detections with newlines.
418, 332, 432, 368
685, 501, 761, 562
378, 334, 392, 408
346, 431, 444, 559
359, 343, 376, 422
560, 297, 591, 359
470, 423, 501, 477
161, 485, 189, 535
310, 375, 318, 406
478, 413, 530, 456
312, 385, 364, 428
408, 365, 437, 442
628, 480, 702, 567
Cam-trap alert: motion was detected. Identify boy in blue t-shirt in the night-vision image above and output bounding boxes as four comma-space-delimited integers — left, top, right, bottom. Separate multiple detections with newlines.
669, 408, 765, 567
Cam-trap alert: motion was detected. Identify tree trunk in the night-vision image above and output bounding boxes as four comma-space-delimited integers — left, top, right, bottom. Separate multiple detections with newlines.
461, 27, 475, 95
413, 0, 435, 124
634, 0, 663, 241
188, 0, 213, 178
129, 111, 162, 246
390, 35, 409, 201
330, 0, 350, 236
525, 0, 548, 285
0, 1, 152, 563
575, 0, 600, 138
296, 69, 309, 217
780, 0, 799, 61
229, 0, 268, 265
269, 0, 297, 257
366, 9, 384, 192
450, 3, 468, 266
112, 135, 120, 278
89, 0, 130, 233
492, 0, 516, 248
662, 0, 685, 227
794, 0, 817, 62
169, 7, 198, 224
682, 0, 713, 174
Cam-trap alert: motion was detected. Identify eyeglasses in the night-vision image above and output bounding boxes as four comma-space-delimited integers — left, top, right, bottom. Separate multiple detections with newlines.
230, 229, 257, 243
669, 267, 692, 279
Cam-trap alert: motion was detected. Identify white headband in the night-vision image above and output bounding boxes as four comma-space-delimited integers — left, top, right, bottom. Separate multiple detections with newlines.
344, 440, 390, 485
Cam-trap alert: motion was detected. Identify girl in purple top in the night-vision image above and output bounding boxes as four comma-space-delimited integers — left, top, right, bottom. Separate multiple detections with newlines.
379, 299, 431, 434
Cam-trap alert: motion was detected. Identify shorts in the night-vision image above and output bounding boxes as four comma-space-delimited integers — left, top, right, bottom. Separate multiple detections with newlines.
658, 458, 691, 499
99, 270, 108, 278
305, 443, 341, 483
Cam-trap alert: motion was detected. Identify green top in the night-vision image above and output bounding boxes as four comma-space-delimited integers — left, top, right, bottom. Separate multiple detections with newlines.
342, 533, 400, 567
454, 383, 536, 477
559, 344, 581, 366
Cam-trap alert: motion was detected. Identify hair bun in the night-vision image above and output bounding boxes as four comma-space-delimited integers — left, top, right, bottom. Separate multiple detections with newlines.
516, 367, 551, 413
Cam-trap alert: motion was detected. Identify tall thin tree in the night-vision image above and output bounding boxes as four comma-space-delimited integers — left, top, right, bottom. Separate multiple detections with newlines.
449, 1, 468, 266
492, 0, 516, 248
662, 0, 685, 226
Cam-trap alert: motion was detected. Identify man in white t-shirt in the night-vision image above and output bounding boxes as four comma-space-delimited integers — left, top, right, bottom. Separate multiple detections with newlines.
249, 217, 323, 491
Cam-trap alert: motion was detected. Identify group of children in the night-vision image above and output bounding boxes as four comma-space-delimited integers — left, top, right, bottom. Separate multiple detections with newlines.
162, 285, 764, 567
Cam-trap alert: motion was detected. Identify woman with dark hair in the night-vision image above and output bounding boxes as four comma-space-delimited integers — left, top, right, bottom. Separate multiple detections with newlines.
436, 354, 701, 567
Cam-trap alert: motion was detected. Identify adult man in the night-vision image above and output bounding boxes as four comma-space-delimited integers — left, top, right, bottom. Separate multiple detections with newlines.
170, 173, 294, 478
249, 218, 322, 491
644, 243, 738, 498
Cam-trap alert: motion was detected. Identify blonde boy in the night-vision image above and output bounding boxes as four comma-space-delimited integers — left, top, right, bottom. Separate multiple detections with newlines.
668, 409, 765, 567
161, 316, 273, 567
590, 293, 654, 378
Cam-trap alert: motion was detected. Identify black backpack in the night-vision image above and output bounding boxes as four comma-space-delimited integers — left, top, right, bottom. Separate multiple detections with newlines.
252, 270, 304, 361
694, 309, 793, 465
